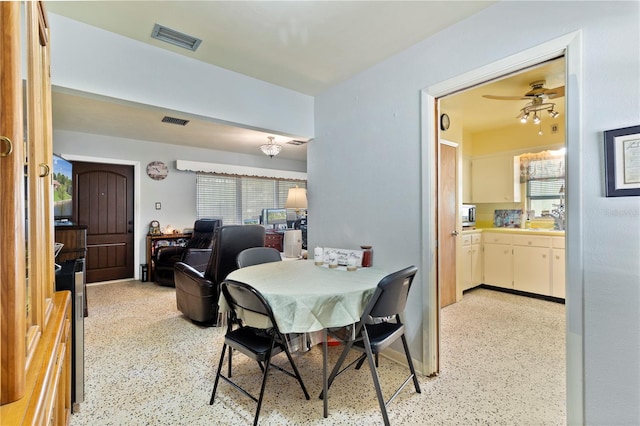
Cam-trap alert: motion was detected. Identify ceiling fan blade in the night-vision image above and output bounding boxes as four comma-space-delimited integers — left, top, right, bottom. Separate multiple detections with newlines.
482, 94, 530, 101
544, 85, 565, 99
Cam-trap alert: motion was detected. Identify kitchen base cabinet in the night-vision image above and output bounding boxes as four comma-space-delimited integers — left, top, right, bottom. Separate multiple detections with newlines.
482, 233, 513, 289
461, 244, 473, 291
459, 231, 482, 291
483, 243, 513, 288
461, 232, 483, 292
513, 246, 550, 294
512, 234, 551, 295
471, 234, 483, 287
481, 231, 565, 300
551, 236, 566, 298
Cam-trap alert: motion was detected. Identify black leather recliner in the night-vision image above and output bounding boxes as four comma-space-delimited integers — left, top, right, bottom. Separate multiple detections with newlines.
154, 219, 222, 287
174, 225, 266, 324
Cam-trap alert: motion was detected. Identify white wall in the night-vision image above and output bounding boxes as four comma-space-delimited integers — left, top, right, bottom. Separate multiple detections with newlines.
54, 129, 306, 265
48, 13, 314, 139
311, 1, 639, 424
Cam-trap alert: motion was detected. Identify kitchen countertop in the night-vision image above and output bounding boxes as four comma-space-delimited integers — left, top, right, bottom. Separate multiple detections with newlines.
462, 228, 565, 237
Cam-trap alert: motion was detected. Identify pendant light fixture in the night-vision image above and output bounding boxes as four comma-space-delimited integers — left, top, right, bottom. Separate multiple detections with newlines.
260, 136, 282, 158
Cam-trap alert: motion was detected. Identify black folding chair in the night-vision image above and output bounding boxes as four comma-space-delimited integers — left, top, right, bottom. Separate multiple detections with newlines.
323, 265, 421, 426
210, 280, 310, 425
237, 247, 282, 268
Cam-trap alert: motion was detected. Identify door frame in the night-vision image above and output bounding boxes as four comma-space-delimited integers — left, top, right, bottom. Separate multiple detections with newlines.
61, 153, 141, 280
420, 31, 584, 424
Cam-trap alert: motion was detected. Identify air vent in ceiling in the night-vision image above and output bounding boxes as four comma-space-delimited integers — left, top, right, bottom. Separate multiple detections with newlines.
287, 139, 309, 146
162, 116, 190, 126
151, 24, 202, 51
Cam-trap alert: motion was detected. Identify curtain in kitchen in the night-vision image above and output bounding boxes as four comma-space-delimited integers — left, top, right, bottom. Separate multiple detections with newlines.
519, 150, 565, 183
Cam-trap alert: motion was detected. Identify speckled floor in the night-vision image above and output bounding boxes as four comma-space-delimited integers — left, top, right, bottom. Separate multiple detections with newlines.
71, 282, 565, 425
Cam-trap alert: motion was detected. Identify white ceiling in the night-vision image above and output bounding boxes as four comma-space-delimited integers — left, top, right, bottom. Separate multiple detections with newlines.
44, 1, 533, 160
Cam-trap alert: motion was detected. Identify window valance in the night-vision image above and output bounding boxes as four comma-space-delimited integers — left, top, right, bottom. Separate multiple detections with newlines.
176, 159, 307, 181
519, 150, 565, 183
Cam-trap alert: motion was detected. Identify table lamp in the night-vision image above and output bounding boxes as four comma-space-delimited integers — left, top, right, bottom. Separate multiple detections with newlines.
285, 186, 307, 219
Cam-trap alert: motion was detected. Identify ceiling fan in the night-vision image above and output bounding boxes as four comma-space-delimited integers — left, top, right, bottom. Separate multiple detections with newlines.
483, 80, 565, 101
483, 80, 564, 128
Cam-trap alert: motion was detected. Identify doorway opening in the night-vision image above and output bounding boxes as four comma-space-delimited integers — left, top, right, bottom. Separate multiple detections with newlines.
420, 31, 584, 424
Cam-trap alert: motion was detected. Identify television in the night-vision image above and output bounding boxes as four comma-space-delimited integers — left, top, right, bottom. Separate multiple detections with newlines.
261, 208, 287, 229
52, 154, 73, 220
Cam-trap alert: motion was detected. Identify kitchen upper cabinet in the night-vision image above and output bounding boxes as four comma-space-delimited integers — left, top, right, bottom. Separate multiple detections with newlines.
471, 154, 521, 203
462, 156, 472, 203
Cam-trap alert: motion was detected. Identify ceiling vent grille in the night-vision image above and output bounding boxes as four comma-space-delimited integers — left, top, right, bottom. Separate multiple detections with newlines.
162, 116, 190, 126
151, 24, 202, 51
287, 139, 309, 146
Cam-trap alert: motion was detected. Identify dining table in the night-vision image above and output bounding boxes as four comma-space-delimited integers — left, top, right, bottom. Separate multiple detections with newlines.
221, 259, 389, 418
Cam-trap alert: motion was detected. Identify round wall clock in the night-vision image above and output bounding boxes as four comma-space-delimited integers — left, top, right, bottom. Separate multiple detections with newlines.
440, 113, 450, 131
146, 161, 168, 180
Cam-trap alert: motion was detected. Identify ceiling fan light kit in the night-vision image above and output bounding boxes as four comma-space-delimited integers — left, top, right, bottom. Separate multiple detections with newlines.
484, 80, 564, 131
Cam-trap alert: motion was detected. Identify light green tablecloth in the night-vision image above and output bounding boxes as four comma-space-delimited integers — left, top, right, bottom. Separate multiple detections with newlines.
221, 260, 388, 334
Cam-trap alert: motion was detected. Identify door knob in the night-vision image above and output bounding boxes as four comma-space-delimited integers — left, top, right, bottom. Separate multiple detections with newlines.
451, 230, 459, 236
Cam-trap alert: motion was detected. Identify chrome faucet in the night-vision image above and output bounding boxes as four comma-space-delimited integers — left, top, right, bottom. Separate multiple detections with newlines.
550, 185, 565, 230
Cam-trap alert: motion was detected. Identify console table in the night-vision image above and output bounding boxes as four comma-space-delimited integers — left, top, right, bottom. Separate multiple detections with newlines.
146, 233, 192, 282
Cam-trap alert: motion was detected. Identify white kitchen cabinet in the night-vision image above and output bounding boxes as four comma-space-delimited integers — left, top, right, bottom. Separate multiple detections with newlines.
461, 243, 473, 291
512, 235, 551, 295
471, 154, 521, 203
513, 246, 550, 295
471, 233, 483, 287
482, 231, 565, 299
551, 237, 566, 298
462, 156, 472, 203
461, 232, 483, 291
483, 233, 513, 288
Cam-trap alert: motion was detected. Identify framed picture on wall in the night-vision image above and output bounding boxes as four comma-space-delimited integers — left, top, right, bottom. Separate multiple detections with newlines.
604, 125, 640, 197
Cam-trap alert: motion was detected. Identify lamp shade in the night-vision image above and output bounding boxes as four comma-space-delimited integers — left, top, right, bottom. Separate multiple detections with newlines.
285, 186, 307, 210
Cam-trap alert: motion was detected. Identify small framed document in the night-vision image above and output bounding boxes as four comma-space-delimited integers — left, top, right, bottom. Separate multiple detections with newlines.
604, 125, 640, 197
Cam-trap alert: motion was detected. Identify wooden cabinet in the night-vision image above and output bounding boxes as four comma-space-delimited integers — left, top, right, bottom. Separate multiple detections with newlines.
482, 233, 513, 288
146, 233, 192, 281
2, 293, 72, 425
265, 231, 283, 252
471, 154, 521, 203
461, 232, 482, 291
551, 237, 566, 298
55, 225, 88, 263
1, 3, 71, 423
513, 234, 551, 295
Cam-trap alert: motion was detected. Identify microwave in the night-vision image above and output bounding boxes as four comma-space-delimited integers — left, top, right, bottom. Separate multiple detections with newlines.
462, 204, 476, 227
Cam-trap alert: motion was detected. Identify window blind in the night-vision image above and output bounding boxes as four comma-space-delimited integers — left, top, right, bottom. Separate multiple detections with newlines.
196, 173, 306, 225
525, 156, 565, 199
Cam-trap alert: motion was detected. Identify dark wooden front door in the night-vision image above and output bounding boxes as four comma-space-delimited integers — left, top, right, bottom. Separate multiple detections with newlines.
73, 162, 134, 283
